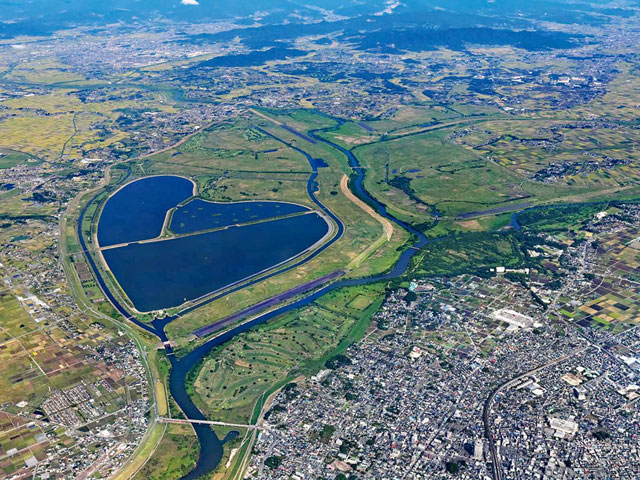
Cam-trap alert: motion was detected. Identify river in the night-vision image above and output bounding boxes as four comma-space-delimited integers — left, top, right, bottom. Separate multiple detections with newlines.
76, 116, 631, 478
76, 119, 430, 479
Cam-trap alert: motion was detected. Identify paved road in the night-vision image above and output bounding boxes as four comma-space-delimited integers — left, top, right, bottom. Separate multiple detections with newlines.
158, 418, 262, 430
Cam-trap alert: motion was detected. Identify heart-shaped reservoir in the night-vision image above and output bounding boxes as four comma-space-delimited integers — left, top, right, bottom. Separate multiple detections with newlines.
97, 176, 330, 312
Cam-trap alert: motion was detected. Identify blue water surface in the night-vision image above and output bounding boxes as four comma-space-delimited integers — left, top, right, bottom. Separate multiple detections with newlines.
170, 198, 309, 234
103, 213, 329, 311
98, 176, 193, 246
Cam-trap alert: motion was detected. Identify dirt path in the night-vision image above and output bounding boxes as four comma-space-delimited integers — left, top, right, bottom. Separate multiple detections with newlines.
248, 108, 284, 126
340, 174, 395, 270
340, 174, 393, 241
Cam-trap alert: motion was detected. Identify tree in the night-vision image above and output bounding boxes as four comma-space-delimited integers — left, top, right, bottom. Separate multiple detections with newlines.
265, 456, 283, 469
445, 460, 461, 474
325, 354, 352, 369
404, 291, 417, 303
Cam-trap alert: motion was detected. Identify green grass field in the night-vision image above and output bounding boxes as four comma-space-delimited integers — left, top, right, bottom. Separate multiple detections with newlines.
0, 149, 41, 169
353, 118, 640, 231
161, 110, 408, 340
191, 283, 385, 425
133, 424, 199, 480
354, 127, 528, 222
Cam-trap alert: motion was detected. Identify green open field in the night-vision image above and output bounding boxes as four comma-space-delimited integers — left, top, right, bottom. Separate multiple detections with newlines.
0, 149, 41, 169
354, 127, 528, 221
153, 110, 409, 340
318, 120, 382, 149
147, 120, 310, 175
133, 424, 199, 480
406, 202, 624, 281
192, 283, 385, 425
353, 118, 640, 230
141, 119, 316, 208
3, 58, 88, 84
0, 292, 38, 337
252, 108, 337, 133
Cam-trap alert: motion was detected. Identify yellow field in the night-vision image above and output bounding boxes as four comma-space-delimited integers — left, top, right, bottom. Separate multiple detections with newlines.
155, 381, 168, 416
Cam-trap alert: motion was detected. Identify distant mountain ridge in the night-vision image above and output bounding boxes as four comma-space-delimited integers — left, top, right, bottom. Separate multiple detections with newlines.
0, 0, 632, 40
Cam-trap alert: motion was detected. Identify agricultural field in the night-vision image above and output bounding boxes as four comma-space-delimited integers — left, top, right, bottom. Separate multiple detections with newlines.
569, 60, 640, 123
0, 412, 54, 477
2, 58, 88, 85
0, 56, 202, 163
0, 309, 129, 407
341, 63, 640, 232
600, 229, 640, 282
560, 227, 640, 333
0, 291, 149, 476
454, 119, 640, 186
0, 291, 37, 337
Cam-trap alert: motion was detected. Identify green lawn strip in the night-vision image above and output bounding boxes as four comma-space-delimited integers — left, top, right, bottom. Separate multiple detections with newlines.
300, 293, 384, 373
224, 433, 254, 480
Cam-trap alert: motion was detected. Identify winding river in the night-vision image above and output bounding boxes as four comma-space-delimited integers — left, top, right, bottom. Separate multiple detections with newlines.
76, 119, 429, 478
